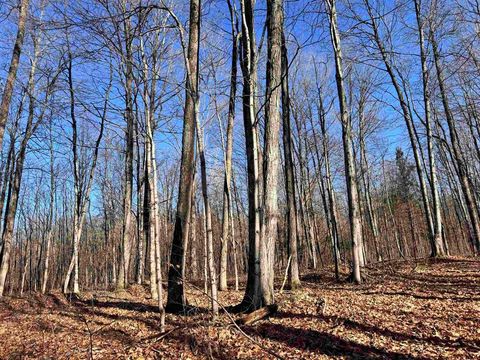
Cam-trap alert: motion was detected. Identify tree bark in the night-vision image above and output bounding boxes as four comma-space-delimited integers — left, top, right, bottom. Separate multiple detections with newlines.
0, 0, 30, 151
281, 30, 301, 289
260, 0, 283, 306
167, 0, 201, 312
219, 3, 238, 291
414, 0, 445, 257
327, 0, 363, 283
237, 0, 263, 311
430, 27, 480, 254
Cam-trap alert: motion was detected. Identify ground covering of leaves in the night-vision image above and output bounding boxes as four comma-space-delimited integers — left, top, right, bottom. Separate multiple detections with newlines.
0, 257, 479, 359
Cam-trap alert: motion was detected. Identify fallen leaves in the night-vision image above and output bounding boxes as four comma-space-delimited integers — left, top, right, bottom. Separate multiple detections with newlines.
0, 257, 478, 359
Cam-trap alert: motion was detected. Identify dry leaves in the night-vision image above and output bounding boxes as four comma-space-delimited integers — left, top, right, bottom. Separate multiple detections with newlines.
0, 257, 478, 359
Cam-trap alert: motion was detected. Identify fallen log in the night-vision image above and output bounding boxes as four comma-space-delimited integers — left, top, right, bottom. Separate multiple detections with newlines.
236, 304, 278, 325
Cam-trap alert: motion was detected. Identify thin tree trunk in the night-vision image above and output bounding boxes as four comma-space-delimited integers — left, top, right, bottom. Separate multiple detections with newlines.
41, 129, 55, 294
281, 29, 300, 289
219, 4, 238, 291
195, 119, 219, 316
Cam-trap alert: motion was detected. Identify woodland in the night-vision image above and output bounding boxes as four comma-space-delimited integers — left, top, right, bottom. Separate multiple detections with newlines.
0, 0, 479, 359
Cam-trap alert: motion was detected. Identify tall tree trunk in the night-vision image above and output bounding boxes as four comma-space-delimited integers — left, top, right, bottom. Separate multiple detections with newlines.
195, 120, 219, 316
41, 129, 55, 294
281, 30, 300, 289
260, 0, 283, 306
135, 120, 145, 285
364, 0, 435, 253
430, 28, 480, 253
167, 0, 201, 312
63, 49, 107, 293
358, 110, 382, 262
219, 4, 238, 291
148, 119, 166, 330
327, 0, 363, 283
312, 74, 341, 277
0, 37, 42, 296
237, 0, 262, 311
117, 17, 135, 290
414, 0, 445, 257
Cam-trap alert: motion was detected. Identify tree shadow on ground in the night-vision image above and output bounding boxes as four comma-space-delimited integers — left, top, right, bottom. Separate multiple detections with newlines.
244, 322, 424, 359
276, 311, 480, 352
70, 296, 208, 316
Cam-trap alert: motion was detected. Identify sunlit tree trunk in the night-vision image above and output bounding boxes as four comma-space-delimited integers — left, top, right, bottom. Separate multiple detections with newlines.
364, 0, 435, 253
414, 0, 445, 257
167, 0, 201, 311
327, 0, 363, 283
63, 49, 107, 294
117, 13, 135, 290
195, 120, 219, 316
41, 128, 55, 294
430, 28, 480, 254
260, 0, 283, 306
219, 2, 238, 291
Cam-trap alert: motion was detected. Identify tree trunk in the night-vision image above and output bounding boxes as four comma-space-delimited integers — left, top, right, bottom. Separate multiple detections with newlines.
364, 0, 435, 254
237, 0, 263, 311
327, 0, 363, 283
281, 29, 300, 289
0, 0, 30, 151
41, 130, 55, 294
195, 120, 219, 316
117, 18, 135, 290
430, 28, 480, 254
260, 0, 283, 306
414, 0, 445, 257
219, 5, 238, 291
167, 0, 201, 312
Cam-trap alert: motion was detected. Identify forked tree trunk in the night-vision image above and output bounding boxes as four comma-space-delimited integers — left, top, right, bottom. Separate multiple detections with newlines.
0, 38, 45, 296
63, 49, 107, 294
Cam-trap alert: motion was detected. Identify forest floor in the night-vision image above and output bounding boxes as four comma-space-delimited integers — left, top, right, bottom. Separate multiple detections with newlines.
0, 258, 479, 359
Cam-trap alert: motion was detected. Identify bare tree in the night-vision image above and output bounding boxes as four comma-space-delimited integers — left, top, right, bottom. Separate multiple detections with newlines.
281, 29, 300, 289
237, 0, 263, 311
326, 0, 364, 283
63, 48, 108, 294
219, 0, 238, 292
166, 0, 201, 312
